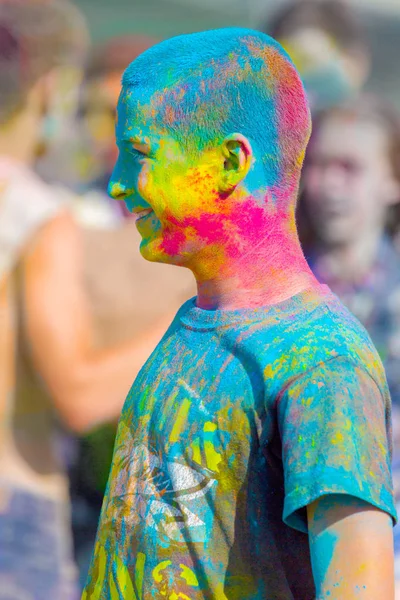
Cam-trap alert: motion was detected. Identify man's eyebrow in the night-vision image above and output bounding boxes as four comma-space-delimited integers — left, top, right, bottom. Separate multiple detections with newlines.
124, 136, 142, 144
124, 136, 151, 148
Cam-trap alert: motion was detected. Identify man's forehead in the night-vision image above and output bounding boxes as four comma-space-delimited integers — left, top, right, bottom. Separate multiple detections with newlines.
116, 85, 162, 136
117, 85, 157, 114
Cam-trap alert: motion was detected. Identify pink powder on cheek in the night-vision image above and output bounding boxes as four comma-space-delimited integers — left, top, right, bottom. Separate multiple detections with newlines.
162, 196, 279, 245
158, 200, 254, 262
158, 191, 296, 274
187, 213, 226, 241
160, 229, 188, 256
159, 213, 225, 258
162, 205, 227, 240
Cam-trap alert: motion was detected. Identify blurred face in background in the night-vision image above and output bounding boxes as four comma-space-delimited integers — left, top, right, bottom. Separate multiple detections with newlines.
80, 70, 121, 175
0, 0, 88, 162
302, 114, 400, 247
78, 36, 157, 182
35, 64, 85, 158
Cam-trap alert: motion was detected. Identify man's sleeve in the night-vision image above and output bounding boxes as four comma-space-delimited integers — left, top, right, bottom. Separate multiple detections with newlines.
277, 355, 397, 533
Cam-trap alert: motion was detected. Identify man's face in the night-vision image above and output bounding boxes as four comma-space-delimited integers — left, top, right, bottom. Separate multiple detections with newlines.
302, 116, 395, 247
109, 87, 231, 269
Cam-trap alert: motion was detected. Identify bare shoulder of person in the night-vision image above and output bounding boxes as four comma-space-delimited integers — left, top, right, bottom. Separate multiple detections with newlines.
25, 209, 80, 263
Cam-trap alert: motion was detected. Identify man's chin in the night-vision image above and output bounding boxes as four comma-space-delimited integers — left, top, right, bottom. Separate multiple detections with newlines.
139, 237, 177, 265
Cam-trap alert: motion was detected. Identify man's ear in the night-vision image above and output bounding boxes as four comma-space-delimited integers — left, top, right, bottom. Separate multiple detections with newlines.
219, 133, 253, 193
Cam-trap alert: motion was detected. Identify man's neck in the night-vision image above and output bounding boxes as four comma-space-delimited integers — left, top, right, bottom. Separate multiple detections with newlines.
194, 218, 318, 311
311, 230, 383, 284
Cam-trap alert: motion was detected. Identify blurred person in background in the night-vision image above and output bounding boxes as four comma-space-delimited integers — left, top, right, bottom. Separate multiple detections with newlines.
299, 95, 400, 590
262, 0, 370, 114
76, 35, 160, 218
391, 204, 400, 254
68, 35, 195, 589
46, 35, 162, 226
0, 2, 177, 598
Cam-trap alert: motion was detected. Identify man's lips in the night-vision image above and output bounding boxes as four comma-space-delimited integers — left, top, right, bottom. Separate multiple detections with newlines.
134, 208, 154, 221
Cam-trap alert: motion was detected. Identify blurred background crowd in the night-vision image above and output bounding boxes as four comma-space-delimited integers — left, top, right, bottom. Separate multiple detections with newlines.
1, 0, 400, 598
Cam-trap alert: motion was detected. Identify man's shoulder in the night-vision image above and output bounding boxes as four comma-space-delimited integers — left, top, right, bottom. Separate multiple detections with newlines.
311, 295, 384, 375
257, 290, 387, 393
313, 291, 375, 345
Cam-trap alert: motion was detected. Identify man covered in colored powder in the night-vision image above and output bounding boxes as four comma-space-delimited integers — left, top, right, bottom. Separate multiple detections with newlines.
83, 29, 396, 599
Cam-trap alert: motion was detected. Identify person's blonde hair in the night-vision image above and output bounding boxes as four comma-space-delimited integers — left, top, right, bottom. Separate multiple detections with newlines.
0, 0, 89, 123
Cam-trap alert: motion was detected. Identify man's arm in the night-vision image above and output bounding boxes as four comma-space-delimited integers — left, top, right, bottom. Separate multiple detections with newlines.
307, 494, 394, 599
22, 211, 176, 433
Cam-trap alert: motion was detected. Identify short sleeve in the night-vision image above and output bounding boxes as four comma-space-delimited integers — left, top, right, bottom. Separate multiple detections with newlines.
277, 356, 397, 533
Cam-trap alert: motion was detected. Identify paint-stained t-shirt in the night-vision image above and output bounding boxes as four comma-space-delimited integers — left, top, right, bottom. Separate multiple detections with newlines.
83, 284, 397, 600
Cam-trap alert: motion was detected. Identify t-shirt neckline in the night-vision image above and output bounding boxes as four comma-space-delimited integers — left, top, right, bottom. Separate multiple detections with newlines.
179, 283, 331, 331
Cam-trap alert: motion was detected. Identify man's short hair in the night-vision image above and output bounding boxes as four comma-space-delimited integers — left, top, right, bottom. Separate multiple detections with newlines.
0, 0, 88, 124
122, 28, 311, 206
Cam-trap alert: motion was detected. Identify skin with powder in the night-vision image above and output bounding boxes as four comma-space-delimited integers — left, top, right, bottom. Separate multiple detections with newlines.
83, 28, 395, 599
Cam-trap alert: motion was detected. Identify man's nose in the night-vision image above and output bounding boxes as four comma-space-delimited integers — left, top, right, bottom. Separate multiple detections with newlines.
108, 180, 127, 201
